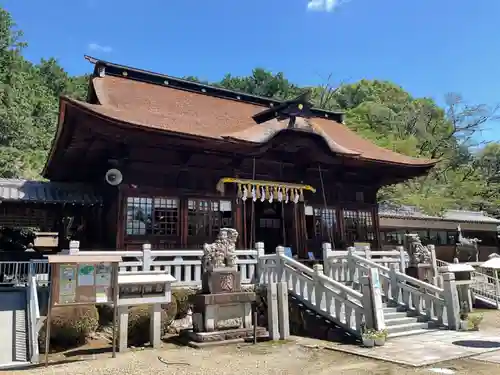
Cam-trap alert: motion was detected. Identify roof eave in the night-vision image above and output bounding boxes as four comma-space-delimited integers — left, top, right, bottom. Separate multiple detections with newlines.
42, 98, 69, 178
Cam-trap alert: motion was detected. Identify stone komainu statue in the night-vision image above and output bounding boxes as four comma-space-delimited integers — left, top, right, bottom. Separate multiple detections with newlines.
202, 228, 238, 271
454, 224, 481, 262
404, 233, 431, 265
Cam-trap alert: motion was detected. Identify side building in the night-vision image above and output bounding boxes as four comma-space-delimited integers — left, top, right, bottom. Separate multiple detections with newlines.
379, 204, 500, 261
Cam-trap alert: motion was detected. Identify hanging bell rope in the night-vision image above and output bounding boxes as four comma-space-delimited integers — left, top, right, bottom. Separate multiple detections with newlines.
216, 178, 315, 204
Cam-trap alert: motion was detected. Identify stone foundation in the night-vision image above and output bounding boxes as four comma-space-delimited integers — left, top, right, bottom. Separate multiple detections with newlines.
184, 326, 268, 345
191, 292, 255, 332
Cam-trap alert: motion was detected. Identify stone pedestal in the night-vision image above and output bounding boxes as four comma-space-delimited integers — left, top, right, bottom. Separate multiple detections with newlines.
406, 264, 433, 282
184, 228, 267, 347
186, 268, 267, 346
187, 292, 267, 345
202, 267, 241, 294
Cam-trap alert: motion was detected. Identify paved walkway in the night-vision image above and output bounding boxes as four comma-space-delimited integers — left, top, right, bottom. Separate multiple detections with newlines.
296, 329, 500, 367
472, 350, 500, 364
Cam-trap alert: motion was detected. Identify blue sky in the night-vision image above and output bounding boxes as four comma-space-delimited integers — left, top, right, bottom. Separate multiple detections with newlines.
4, 0, 500, 140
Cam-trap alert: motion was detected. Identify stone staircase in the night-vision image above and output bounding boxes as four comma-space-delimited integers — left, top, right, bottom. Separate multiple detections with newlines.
344, 281, 439, 338
383, 304, 437, 338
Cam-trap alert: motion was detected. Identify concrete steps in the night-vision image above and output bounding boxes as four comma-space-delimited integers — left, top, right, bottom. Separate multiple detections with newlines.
382, 305, 437, 338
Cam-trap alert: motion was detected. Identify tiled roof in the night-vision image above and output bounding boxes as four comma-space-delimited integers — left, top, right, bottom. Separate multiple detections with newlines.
0, 179, 102, 205
58, 57, 437, 167
379, 203, 500, 224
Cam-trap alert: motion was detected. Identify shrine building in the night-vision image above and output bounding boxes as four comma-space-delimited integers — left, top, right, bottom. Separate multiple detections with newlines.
42, 56, 437, 256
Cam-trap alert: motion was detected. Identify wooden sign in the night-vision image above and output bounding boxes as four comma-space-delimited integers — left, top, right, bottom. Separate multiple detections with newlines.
119, 283, 166, 298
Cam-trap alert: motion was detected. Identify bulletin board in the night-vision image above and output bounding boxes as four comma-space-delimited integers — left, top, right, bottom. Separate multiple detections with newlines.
51, 262, 115, 306
45, 254, 122, 366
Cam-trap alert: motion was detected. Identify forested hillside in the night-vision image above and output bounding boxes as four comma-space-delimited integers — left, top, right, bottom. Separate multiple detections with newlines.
1, 8, 499, 216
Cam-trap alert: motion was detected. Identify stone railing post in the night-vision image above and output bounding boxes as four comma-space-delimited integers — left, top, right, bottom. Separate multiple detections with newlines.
267, 282, 279, 340
347, 247, 357, 283
427, 244, 438, 281
361, 268, 385, 331
142, 243, 152, 272
313, 264, 324, 308
397, 246, 406, 273
275, 246, 285, 283
322, 242, 333, 278
255, 242, 265, 284
389, 267, 399, 305
360, 276, 375, 329
68, 240, 80, 255
277, 282, 290, 340
363, 245, 372, 260
441, 272, 460, 330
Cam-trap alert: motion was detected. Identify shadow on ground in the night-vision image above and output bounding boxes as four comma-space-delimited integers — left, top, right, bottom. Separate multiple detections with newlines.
63, 346, 113, 358
1, 358, 85, 372
453, 340, 500, 349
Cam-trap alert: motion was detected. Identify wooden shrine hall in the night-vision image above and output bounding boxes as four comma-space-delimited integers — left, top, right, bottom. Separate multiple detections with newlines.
42, 56, 437, 256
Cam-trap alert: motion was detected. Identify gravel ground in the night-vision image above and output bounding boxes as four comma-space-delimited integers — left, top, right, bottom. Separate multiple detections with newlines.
7, 309, 500, 375
5, 340, 500, 375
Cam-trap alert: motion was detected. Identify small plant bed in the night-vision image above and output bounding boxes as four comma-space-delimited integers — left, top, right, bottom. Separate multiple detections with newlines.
467, 313, 483, 331
361, 329, 387, 348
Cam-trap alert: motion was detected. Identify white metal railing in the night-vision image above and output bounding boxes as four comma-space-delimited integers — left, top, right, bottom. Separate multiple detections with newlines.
27, 264, 40, 363
437, 258, 500, 307
0, 260, 49, 286
259, 247, 366, 337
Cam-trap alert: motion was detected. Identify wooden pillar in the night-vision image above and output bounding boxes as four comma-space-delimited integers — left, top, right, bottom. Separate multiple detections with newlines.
235, 200, 243, 248
295, 203, 307, 258
115, 187, 125, 250
372, 205, 381, 251
293, 204, 300, 257
337, 206, 345, 248
180, 197, 188, 248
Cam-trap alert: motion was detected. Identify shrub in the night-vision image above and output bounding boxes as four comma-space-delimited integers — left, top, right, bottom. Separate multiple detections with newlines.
127, 299, 177, 346
172, 288, 196, 319
39, 306, 99, 351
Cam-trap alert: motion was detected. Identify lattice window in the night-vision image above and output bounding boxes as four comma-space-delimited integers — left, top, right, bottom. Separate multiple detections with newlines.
381, 230, 405, 245
313, 208, 336, 239
125, 197, 179, 236
259, 218, 281, 229
342, 209, 374, 245
188, 199, 233, 243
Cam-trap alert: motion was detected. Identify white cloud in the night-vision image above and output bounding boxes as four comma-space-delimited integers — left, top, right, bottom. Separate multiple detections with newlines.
307, 0, 349, 12
87, 43, 113, 53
